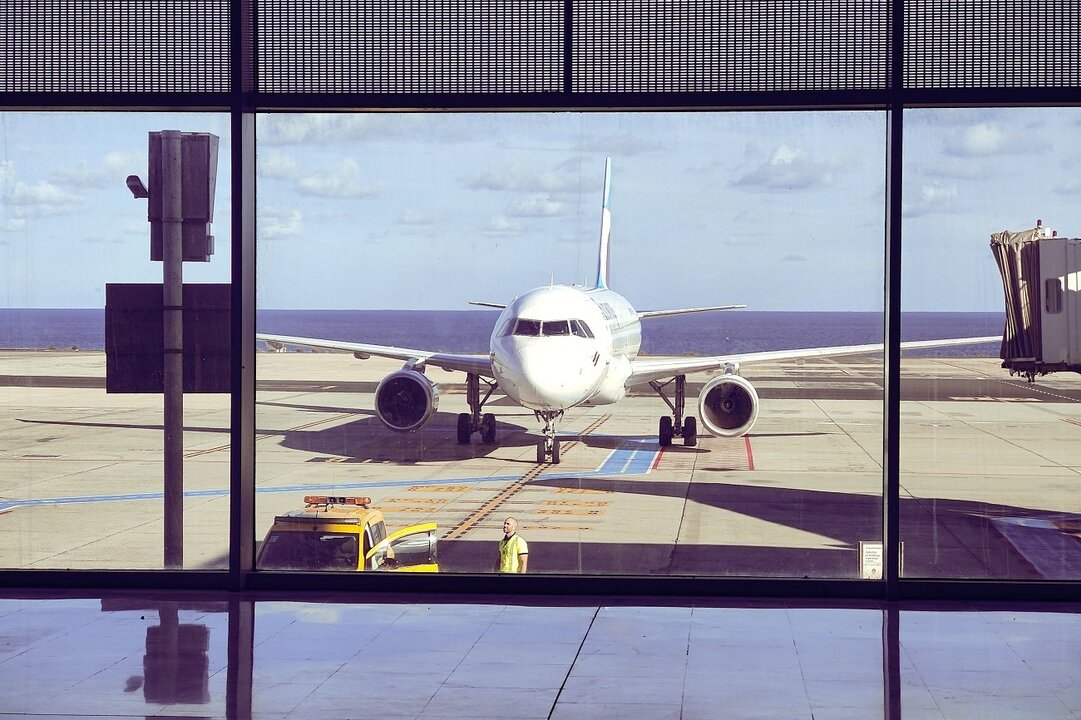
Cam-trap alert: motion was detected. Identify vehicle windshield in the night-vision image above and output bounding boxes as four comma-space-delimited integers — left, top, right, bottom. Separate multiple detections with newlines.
258, 531, 359, 571
509, 318, 593, 337
542, 320, 570, 336
513, 319, 541, 336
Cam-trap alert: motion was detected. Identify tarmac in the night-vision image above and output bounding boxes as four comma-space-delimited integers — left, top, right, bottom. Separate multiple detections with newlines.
2, 349, 1081, 580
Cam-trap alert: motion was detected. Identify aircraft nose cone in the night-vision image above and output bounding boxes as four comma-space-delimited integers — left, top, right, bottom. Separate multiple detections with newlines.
517, 344, 584, 408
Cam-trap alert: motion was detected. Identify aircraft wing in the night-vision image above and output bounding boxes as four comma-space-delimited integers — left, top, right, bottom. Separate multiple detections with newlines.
638, 304, 747, 319
626, 335, 1001, 387
258, 333, 495, 378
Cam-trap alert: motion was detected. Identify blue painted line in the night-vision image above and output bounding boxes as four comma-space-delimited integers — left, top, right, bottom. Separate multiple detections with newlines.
0, 439, 660, 513
595, 438, 657, 476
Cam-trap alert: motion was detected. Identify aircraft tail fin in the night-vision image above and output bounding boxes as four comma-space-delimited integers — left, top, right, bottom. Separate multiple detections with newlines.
594, 157, 612, 290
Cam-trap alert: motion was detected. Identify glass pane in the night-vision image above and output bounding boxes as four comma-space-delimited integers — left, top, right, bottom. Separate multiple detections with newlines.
255, 111, 886, 578
901, 107, 1081, 579
0, 112, 232, 569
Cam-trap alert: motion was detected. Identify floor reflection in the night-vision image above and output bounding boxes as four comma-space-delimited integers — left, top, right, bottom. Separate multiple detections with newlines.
0, 593, 1078, 719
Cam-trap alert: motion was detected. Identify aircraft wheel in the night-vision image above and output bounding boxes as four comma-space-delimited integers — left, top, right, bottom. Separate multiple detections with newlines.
537, 441, 546, 464
659, 416, 673, 446
480, 413, 497, 443
683, 416, 698, 447
551, 438, 561, 464
456, 413, 472, 444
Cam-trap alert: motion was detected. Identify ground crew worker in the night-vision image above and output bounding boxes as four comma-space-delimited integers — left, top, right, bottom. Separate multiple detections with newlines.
495, 517, 528, 573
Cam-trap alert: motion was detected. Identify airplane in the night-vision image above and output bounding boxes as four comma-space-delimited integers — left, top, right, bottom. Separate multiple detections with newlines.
259, 158, 1000, 464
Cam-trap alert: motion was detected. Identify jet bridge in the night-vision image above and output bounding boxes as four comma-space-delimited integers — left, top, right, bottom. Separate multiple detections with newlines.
990, 220, 1081, 380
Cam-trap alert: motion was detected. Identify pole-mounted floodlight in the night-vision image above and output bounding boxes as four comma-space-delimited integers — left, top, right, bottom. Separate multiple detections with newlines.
126, 174, 149, 199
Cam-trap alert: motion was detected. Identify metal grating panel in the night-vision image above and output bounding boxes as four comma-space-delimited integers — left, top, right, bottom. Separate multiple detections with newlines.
905, 1, 1081, 88
258, 0, 564, 94
2, 0, 231, 94
572, 0, 890, 93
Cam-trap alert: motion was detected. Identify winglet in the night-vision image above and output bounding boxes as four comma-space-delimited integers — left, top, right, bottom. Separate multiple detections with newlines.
595, 157, 612, 290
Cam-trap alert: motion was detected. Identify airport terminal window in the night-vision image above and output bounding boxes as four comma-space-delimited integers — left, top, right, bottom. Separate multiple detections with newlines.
0, 111, 233, 571
900, 107, 1081, 580
254, 110, 887, 579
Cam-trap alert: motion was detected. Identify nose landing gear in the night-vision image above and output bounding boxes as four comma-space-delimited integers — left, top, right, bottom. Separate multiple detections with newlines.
535, 410, 564, 464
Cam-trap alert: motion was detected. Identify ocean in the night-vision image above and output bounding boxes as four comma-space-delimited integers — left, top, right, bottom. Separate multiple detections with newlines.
0, 308, 1004, 356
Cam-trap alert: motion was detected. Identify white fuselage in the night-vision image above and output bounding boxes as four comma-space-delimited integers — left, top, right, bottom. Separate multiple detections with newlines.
490, 285, 641, 412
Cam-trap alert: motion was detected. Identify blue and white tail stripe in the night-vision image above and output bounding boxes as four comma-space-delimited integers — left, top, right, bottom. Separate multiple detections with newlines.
595, 156, 612, 290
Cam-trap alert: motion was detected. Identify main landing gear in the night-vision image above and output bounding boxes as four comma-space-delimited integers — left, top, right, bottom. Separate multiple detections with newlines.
535, 410, 563, 464
456, 373, 498, 445
649, 375, 698, 447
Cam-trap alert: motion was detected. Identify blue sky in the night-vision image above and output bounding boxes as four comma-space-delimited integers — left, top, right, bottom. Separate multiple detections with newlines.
2, 109, 1080, 311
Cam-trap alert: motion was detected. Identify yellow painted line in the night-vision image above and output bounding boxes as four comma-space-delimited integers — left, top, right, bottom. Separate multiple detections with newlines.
554, 487, 610, 494
442, 463, 547, 540
543, 500, 610, 507
441, 414, 613, 540
535, 508, 604, 516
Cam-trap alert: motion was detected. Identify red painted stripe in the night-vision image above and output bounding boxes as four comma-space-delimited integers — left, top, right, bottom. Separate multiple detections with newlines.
652, 445, 666, 470
743, 436, 755, 471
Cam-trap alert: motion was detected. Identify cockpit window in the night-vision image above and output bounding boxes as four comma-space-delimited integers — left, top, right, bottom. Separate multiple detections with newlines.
513, 319, 541, 336
510, 318, 593, 338
571, 320, 594, 338
542, 320, 570, 336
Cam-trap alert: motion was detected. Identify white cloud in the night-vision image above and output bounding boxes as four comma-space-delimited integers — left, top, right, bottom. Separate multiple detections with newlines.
260, 208, 303, 239
260, 115, 412, 145
902, 182, 958, 217
966, 123, 1005, 154
954, 122, 1004, 156
400, 209, 436, 225
259, 152, 301, 180
50, 151, 142, 189
482, 215, 523, 236
1053, 178, 1081, 196
0, 160, 15, 185
734, 144, 836, 192
296, 158, 380, 199
464, 168, 578, 194
4, 179, 82, 219
508, 194, 565, 217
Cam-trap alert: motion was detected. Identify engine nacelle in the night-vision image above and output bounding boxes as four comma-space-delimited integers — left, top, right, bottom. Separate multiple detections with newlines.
698, 373, 760, 438
374, 369, 439, 432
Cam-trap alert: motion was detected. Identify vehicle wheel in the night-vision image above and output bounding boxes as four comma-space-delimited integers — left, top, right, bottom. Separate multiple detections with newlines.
537, 441, 546, 464
480, 413, 497, 443
659, 416, 673, 446
683, 416, 698, 447
456, 413, 472, 444
551, 438, 560, 464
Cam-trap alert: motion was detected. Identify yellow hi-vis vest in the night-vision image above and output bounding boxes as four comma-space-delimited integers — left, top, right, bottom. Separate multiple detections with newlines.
498, 534, 528, 572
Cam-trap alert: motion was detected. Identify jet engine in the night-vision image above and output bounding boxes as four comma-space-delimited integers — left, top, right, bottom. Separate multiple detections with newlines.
697, 373, 760, 437
374, 369, 439, 432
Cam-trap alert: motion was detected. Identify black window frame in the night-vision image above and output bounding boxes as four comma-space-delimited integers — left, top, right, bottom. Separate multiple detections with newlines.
3, 0, 1080, 603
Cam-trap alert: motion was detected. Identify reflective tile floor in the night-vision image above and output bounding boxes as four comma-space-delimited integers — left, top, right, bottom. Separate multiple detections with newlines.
1, 592, 1079, 719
